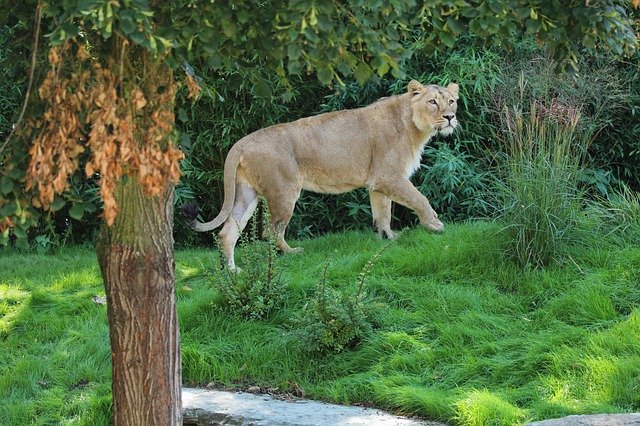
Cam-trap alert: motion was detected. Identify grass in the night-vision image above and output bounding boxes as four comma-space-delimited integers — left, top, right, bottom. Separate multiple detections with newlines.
1, 221, 639, 425
496, 102, 591, 268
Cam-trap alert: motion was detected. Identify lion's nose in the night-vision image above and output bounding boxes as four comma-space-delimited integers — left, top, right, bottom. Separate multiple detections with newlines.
443, 114, 455, 122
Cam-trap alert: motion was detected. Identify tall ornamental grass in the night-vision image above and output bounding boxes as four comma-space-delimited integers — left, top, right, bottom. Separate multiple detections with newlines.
497, 102, 592, 268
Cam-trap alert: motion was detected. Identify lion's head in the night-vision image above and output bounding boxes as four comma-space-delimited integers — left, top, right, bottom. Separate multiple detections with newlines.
408, 80, 459, 137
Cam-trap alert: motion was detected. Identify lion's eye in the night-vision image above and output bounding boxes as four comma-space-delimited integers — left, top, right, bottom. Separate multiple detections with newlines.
429, 99, 437, 105
449, 99, 455, 105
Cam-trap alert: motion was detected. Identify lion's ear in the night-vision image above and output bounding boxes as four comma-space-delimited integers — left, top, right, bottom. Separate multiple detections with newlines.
446, 82, 460, 99
408, 80, 424, 96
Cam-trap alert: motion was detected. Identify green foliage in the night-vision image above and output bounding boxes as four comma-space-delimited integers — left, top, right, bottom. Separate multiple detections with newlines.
496, 103, 592, 268
295, 250, 384, 354
418, 141, 495, 221
296, 277, 373, 354
491, 36, 640, 194
174, 32, 640, 244
209, 208, 285, 320
418, 1, 636, 72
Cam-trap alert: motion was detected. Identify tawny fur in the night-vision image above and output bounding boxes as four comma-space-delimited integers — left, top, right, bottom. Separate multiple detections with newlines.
186, 80, 460, 270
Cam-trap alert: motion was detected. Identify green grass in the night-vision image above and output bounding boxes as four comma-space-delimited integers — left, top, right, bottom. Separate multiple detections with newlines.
1, 221, 639, 425
496, 103, 590, 268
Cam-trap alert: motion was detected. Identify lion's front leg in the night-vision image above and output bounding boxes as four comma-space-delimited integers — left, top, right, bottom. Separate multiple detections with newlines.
369, 190, 396, 239
373, 178, 444, 233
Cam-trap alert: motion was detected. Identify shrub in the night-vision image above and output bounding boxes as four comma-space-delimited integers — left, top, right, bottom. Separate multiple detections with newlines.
496, 102, 591, 268
209, 204, 285, 320
296, 244, 389, 354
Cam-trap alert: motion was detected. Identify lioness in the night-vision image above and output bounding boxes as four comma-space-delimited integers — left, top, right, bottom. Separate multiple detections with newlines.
184, 80, 459, 270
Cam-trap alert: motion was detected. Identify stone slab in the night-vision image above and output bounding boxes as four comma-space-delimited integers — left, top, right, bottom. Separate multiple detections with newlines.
182, 387, 640, 426
182, 387, 445, 426
526, 413, 640, 426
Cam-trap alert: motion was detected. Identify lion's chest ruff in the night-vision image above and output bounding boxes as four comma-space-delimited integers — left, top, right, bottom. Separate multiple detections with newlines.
405, 133, 434, 179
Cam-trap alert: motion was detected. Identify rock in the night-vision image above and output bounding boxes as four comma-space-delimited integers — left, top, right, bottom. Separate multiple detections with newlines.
182, 387, 445, 426
526, 413, 640, 426
182, 387, 640, 426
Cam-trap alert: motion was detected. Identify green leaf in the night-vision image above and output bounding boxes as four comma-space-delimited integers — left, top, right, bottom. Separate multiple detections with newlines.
376, 60, 390, 77
440, 31, 456, 48
119, 15, 136, 35
287, 61, 302, 75
9, 168, 25, 180
148, 35, 157, 52
221, 20, 236, 38
129, 31, 145, 46
316, 66, 333, 85
180, 133, 192, 150
15, 236, 29, 250
252, 79, 273, 98
69, 204, 85, 220
447, 17, 465, 35
13, 226, 27, 240
178, 107, 189, 123
0, 177, 14, 195
61, 23, 79, 38
50, 197, 66, 213
0, 204, 16, 217
81, 202, 97, 213
76, 0, 101, 14
354, 63, 372, 84
583, 34, 596, 50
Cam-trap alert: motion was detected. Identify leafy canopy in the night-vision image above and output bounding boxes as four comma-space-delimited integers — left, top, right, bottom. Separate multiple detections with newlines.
9, 0, 637, 79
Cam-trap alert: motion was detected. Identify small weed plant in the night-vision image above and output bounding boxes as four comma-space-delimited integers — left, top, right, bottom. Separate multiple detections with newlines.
210, 202, 285, 320
496, 100, 592, 268
296, 244, 389, 354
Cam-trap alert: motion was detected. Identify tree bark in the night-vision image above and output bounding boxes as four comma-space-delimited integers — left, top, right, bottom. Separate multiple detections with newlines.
97, 177, 182, 425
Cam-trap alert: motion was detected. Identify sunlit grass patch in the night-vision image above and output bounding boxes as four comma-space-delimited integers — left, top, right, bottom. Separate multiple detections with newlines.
455, 389, 528, 425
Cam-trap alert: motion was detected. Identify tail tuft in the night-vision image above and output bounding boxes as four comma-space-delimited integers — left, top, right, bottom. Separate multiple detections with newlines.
181, 201, 199, 228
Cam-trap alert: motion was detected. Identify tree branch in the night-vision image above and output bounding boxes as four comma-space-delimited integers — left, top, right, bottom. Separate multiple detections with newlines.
0, 0, 43, 159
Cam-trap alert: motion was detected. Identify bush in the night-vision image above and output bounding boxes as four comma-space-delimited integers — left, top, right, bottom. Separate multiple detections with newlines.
297, 278, 373, 354
496, 102, 591, 268
209, 207, 285, 320
295, 244, 389, 354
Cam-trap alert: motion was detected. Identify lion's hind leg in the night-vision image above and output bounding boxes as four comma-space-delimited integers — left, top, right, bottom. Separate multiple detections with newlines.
218, 183, 259, 270
369, 190, 396, 239
263, 186, 303, 255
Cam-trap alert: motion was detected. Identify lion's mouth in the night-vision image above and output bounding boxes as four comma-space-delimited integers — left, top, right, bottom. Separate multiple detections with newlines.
439, 123, 456, 136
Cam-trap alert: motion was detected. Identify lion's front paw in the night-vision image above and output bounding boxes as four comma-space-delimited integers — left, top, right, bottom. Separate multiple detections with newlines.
286, 246, 304, 254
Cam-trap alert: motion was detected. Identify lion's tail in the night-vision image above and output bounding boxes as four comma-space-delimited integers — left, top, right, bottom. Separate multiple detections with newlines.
181, 148, 242, 233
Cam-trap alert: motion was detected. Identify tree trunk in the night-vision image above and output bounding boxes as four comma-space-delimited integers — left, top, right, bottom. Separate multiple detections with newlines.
97, 177, 182, 425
